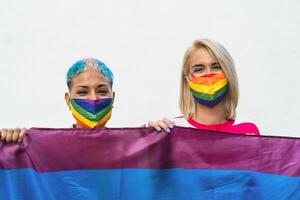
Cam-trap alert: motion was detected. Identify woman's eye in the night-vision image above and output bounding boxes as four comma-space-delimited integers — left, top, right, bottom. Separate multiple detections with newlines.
212, 64, 222, 70
192, 67, 205, 73
97, 90, 108, 94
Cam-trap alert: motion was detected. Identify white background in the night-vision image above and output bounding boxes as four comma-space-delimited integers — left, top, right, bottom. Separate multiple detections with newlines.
0, 0, 299, 136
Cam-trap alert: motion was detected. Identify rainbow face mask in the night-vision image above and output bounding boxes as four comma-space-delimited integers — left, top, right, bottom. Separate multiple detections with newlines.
70, 98, 113, 128
187, 73, 228, 107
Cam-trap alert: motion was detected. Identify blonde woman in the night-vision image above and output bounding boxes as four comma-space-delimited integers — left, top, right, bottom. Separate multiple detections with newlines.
148, 39, 259, 135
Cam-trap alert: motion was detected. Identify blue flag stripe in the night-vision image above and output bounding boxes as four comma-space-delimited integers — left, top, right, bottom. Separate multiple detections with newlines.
1, 168, 300, 200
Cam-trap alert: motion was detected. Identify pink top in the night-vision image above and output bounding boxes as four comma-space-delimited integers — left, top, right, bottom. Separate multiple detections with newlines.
174, 116, 260, 136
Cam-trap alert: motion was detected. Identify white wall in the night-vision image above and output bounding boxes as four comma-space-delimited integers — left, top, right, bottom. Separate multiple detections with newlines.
0, 0, 299, 137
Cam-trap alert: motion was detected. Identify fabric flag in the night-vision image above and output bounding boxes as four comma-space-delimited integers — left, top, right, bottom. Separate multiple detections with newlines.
1, 127, 300, 200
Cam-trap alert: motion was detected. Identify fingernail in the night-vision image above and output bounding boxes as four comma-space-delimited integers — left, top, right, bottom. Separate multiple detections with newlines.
157, 127, 162, 132
169, 124, 174, 128
166, 128, 171, 133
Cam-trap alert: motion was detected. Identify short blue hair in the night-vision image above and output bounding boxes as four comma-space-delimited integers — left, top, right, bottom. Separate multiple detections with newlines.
67, 58, 114, 89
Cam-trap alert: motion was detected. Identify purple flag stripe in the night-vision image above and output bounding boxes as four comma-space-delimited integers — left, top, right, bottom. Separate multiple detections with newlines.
0, 127, 300, 177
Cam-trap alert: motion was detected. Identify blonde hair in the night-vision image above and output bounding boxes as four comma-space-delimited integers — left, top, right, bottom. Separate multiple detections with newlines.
180, 39, 239, 120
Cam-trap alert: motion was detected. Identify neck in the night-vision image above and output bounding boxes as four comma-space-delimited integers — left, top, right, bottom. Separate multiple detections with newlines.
193, 101, 227, 125
74, 123, 105, 129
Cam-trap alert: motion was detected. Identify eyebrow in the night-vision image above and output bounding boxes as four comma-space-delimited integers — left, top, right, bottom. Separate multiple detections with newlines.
76, 84, 109, 88
191, 62, 219, 68
191, 64, 205, 68
211, 62, 220, 66
76, 86, 88, 89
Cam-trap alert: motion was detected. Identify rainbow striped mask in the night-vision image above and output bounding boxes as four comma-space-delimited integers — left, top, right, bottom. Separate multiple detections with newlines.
70, 98, 113, 128
187, 73, 228, 107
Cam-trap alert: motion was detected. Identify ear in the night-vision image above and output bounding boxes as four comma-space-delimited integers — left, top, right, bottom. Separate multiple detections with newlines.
112, 91, 115, 104
65, 92, 71, 110
184, 76, 189, 84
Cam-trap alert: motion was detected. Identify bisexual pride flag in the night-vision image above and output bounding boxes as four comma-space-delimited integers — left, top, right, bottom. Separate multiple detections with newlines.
1, 127, 300, 200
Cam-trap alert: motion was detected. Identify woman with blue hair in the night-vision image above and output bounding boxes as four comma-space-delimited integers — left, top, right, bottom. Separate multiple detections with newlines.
65, 58, 114, 128
1, 58, 115, 142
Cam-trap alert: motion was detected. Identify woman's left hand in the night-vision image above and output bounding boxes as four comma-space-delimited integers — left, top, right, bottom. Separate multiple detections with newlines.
147, 118, 174, 133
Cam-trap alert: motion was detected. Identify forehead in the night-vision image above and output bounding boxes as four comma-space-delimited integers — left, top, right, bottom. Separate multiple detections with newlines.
71, 70, 111, 87
189, 48, 217, 66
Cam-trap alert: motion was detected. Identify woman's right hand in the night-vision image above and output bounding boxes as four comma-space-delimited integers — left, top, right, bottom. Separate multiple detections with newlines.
0, 128, 27, 143
147, 118, 174, 133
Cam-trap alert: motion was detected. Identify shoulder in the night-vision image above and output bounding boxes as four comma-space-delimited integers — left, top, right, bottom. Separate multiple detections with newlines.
232, 120, 260, 136
173, 116, 195, 128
